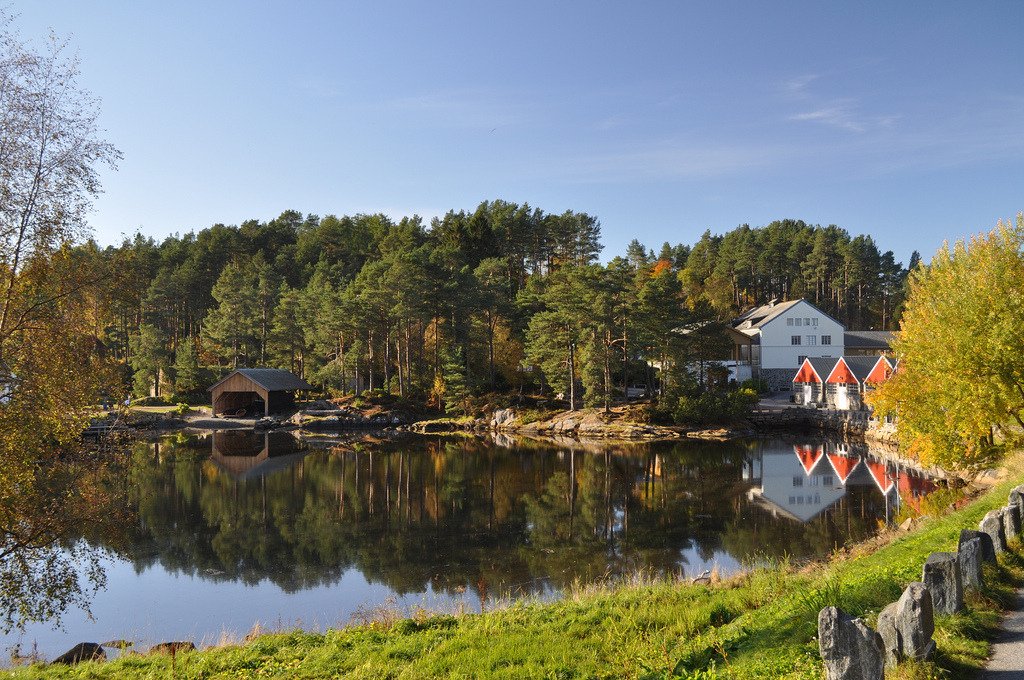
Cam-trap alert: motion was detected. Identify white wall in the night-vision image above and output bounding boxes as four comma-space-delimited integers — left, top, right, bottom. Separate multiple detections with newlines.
758, 300, 844, 371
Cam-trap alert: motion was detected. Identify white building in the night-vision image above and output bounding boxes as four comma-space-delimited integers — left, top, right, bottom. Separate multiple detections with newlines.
728, 299, 845, 389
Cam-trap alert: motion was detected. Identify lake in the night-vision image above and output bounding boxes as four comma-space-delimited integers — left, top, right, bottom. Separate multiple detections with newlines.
2, 431, 936, 660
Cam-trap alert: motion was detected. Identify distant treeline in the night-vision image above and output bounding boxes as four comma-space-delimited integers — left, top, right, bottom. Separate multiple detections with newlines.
73, 202, 913, 411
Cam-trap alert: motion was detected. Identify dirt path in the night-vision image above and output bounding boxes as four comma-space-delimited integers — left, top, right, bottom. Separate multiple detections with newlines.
983, 589, 1024, 678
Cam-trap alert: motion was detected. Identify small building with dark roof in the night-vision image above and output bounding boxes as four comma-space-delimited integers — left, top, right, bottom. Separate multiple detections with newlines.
792, 356, 840, 406
209, 368, 314, 417
843, 330, 895, 356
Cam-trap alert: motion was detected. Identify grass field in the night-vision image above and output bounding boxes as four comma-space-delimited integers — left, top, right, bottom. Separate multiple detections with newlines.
7, 467, 1024, 679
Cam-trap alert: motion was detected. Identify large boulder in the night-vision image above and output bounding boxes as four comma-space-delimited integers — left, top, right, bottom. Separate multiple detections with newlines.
959, 529, 996, 563
875, 602, 901, 669
980, 510, 1007, 553
818, 606, 885, 680
958, 536, 984, 590
490, 408, 517, 429
1010, 485, 1024, 510
1004, 505, 1022, 539
922, 552, 964, 615
52, 642, 105, 665
876, 582, 936, 668
894, 582, 936, 660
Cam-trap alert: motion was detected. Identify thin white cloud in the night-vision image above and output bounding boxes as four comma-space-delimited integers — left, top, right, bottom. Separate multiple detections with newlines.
782, 74, 819, 98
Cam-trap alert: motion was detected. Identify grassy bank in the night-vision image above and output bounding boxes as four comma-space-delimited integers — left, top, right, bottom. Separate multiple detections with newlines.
8, 471, 1024, 679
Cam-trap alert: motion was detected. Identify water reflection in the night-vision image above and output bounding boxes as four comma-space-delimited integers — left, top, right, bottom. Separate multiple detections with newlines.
4, 433, 940, 659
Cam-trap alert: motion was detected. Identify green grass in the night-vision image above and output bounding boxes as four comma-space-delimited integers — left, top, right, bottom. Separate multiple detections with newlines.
8, 474, 1024, 679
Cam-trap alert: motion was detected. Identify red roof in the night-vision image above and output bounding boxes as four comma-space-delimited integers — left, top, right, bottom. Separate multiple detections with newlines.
795, 445, 825, 474
827, 454, 861, 484
865, 357, 893, 385
794, 360, 821, 384
865, 459, 895, 494
826, 358, 859, 385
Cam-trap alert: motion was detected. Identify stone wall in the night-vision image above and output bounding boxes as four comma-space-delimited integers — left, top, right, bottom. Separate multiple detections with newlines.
761, 368, 797, 392
818, 485, 1024, 679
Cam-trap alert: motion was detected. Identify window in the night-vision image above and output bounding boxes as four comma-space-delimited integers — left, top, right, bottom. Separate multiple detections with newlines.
795, 318, 802, 327
821, 335, 831, 345
791, 335, 801, 345
798, 355, 807, 365
787, 318, 794, 326
812, 318, 819, 327
793, 477, 804, 487
806, 335, 817, 346
805, 318, 810, 325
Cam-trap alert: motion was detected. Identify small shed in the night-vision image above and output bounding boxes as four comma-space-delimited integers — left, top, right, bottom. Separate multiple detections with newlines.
792, 357, 840, 406
209, 368, 314, 417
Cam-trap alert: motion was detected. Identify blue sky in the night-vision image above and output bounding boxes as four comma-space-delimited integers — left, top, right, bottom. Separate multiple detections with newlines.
14, 1, 1024, 264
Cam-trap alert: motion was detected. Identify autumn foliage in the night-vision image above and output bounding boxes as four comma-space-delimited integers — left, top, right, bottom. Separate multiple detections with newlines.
872, 214, 1024, 470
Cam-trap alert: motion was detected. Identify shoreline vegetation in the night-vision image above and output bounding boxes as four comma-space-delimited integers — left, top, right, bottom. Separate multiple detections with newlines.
10, 455, 1024, 678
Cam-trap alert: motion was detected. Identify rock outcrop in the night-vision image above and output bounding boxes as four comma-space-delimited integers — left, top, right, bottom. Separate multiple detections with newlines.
818, 607, 885, 680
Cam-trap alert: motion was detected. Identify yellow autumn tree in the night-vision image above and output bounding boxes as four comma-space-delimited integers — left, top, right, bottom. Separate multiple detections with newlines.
0, 19, 123, 630
872, 214, 1024, 470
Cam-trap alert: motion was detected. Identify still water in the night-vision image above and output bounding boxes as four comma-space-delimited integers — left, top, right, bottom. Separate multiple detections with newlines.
3, 432, 936, 659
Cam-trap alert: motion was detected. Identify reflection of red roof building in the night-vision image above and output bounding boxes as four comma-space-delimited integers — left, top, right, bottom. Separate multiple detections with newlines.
897, 471, 937, 513
795, 445, 825, 475
827, 454, 861, 484
865, 459, 895, 494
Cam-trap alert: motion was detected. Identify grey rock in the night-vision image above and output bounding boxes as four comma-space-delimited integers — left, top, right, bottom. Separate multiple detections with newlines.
52, 642, 105, 665
149, 641, 195, 655
1010, 485, 1024, 511
960, 529, 996, 563
922, 552, 964, 615
1005, 504, 1022, 538
818, 606, 885, 680
894, 582, 936, 660
980, 510, 1007, 553
958, 536, 984, 590
490, 408, 517, 429
876, 602, 901, 668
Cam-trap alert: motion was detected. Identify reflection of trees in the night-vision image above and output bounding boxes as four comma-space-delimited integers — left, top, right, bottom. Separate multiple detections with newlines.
721, 486, 888, 563
0, 455, 132, 632
83, 434, 894, 604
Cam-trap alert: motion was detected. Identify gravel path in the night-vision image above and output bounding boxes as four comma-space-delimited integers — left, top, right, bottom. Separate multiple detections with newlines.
983, 590, 1024, 678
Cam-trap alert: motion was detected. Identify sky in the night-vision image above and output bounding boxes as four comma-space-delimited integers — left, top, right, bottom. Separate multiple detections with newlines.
12, 1, 1024, 264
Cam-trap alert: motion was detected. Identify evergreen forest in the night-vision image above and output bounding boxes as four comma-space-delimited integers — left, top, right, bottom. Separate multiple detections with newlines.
76, 204, 914, 413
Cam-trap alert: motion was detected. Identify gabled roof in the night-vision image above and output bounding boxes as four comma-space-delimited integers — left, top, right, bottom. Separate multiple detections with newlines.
733, 299, 803, 329
804, 356, 840, 383
827, 453, 861, 484
208, 368, 314, 392
795, 445, 825, 475
838, 356, 881, 383
844, 330, 895, 350
733, 298, 845, 332
865, 356, 894, 384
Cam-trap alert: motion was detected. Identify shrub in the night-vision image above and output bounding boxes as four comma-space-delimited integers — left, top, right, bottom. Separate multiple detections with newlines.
673, 387, 758, 427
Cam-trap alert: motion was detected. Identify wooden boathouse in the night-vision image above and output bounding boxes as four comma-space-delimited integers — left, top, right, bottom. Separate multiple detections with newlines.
209, 368, 313, 417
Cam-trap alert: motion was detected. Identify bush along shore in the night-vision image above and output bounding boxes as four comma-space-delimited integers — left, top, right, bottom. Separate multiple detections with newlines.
10, 463, 1024, 679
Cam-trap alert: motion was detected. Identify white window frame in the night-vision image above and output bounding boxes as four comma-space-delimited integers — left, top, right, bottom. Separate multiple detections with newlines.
791, 335, 801, 346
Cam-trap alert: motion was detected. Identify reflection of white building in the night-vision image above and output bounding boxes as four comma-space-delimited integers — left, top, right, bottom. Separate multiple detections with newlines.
745, 445, 848, 522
